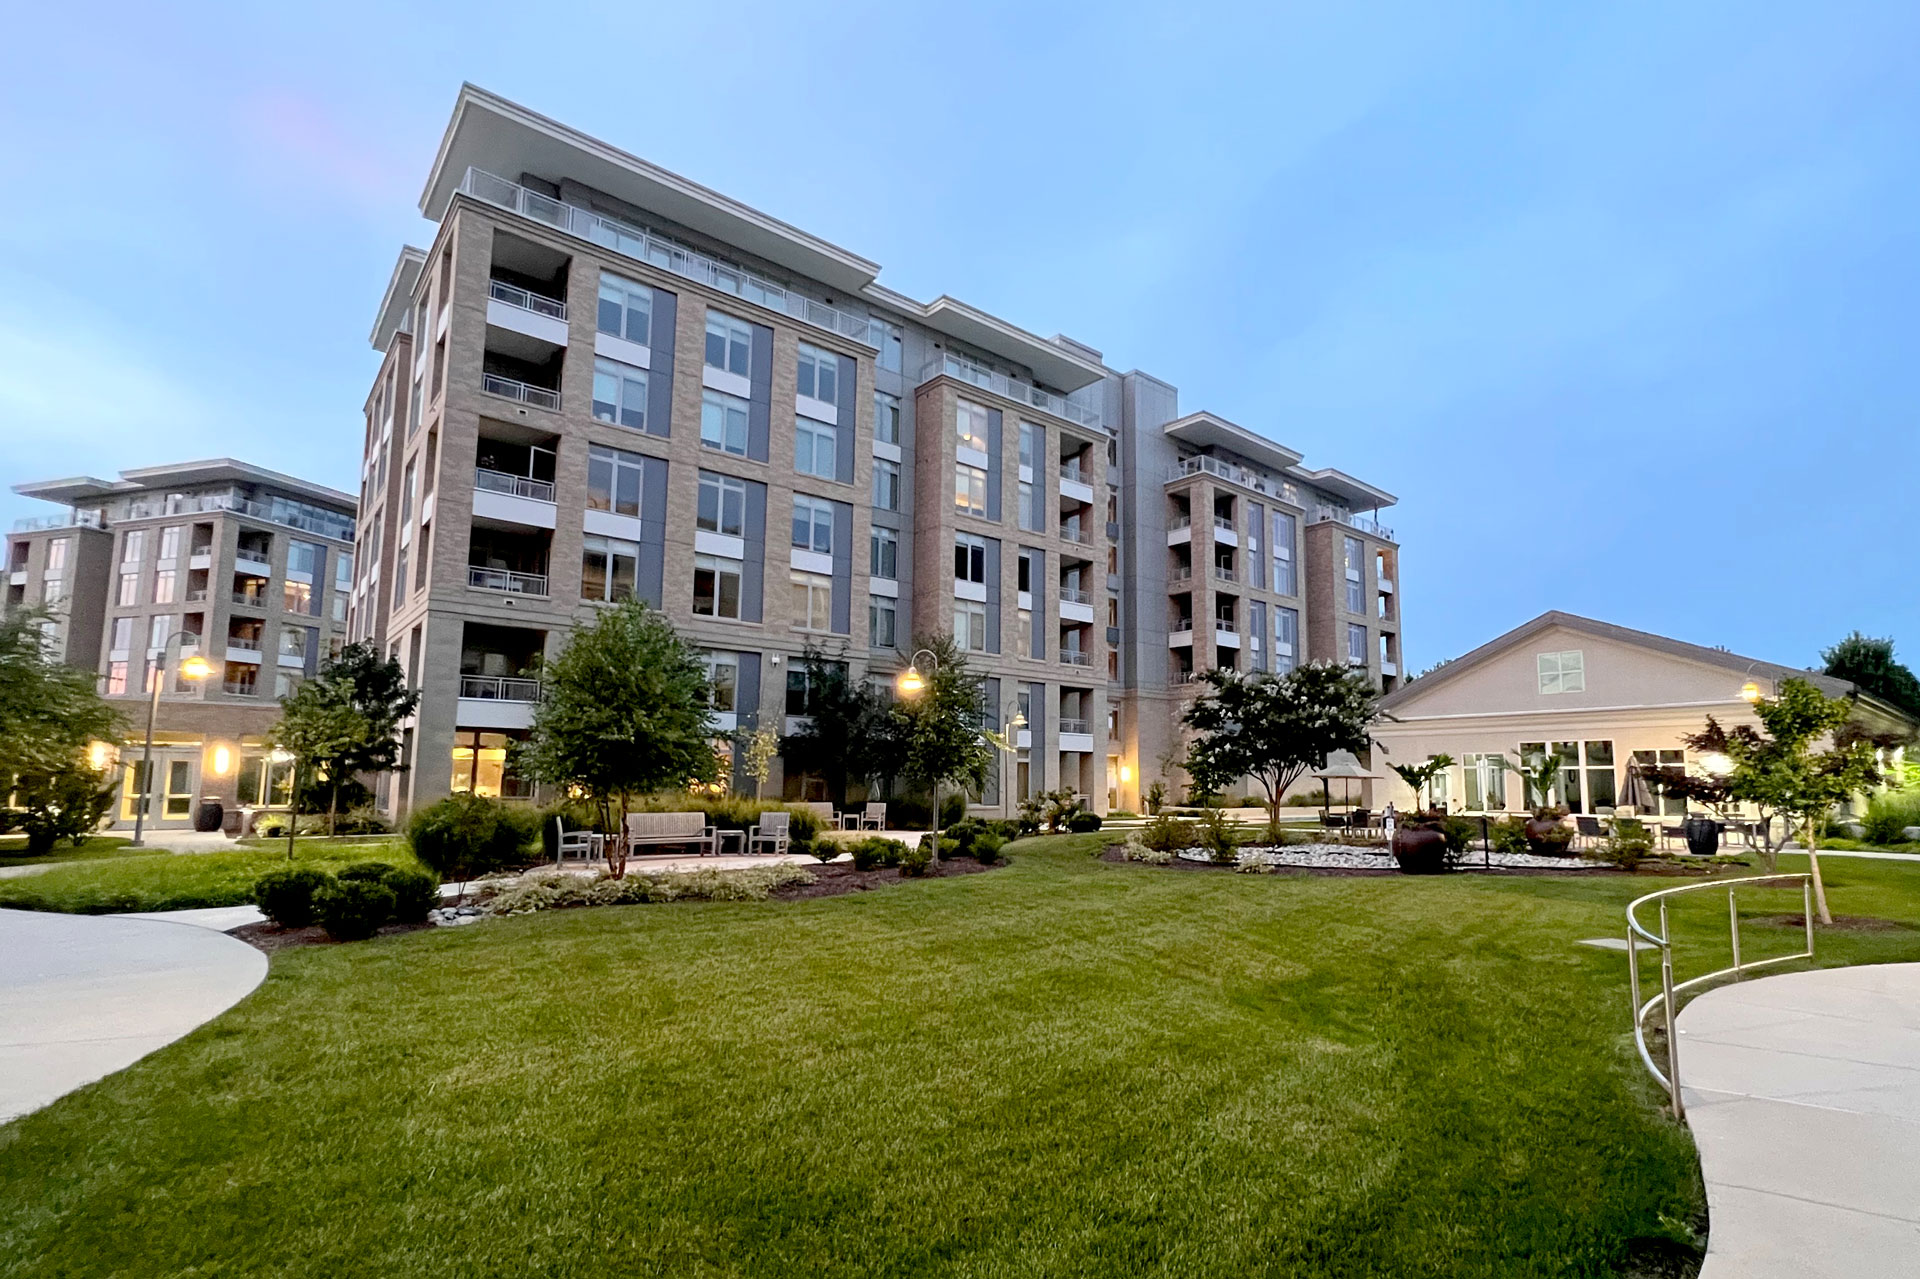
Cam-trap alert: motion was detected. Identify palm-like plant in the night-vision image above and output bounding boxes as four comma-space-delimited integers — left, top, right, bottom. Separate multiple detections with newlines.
1388, 753, 1455, 813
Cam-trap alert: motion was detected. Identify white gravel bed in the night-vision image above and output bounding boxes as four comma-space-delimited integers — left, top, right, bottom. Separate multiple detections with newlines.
1173, 843, 1604, 871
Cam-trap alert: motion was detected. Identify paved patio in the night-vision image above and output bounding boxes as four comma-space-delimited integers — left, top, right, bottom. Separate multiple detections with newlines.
1678, 963, 1920, 1277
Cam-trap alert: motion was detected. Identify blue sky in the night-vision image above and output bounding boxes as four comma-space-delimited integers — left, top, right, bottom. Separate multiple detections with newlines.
3, 2, 1915, 671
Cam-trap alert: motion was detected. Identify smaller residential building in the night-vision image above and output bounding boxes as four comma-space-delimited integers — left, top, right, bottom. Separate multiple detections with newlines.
1372, 612, 1917, 816
6, 461, 356, 832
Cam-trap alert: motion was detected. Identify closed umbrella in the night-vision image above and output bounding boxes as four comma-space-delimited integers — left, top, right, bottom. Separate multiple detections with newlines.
1620, 764, 1655, 815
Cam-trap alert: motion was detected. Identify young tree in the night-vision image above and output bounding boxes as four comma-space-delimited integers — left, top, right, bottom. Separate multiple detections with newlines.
1184, 661, 1382, 840
892, 634, 994, 857
1821, 632, 1920, 717
0, 610, 122, 854
267, 642, 418, 841
515, 600, 720, 877
268, 680, 362, 855
1388, 753, 1455, 813
1661, 678, 1879, 923
780, 645, 895, 806
736, 725, 778, 800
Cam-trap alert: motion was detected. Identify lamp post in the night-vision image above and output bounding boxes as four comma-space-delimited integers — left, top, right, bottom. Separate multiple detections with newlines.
130, 632, 213, 847
1002, 707, 1027, 819
896, 648, 938, 855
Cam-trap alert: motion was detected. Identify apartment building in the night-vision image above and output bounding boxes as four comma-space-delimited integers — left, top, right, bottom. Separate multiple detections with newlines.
7, 461, 355, 831
355, 85, 1399, 819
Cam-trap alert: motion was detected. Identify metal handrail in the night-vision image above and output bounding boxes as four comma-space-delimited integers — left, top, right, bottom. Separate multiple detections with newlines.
468, 566, 549, 595
475, 468, 557, 502
918, 354, 1104, 431
483, 373, 561, 410
459, 674, 542, 702
487, 278, 568, 321
1626, 873, 1814, 1118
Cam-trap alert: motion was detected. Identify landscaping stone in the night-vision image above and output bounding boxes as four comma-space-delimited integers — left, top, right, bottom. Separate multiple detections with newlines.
1173, 843, 1605, 872
428, 906, 485, 927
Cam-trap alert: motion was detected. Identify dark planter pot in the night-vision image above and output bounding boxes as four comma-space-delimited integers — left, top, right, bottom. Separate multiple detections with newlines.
194, 798, 224, 833
1524, 816, 1572, 856
1683, 816, 1721, 857
1391, 825, 1449, 875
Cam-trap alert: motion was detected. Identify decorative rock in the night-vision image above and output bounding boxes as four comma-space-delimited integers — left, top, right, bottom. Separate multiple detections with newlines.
1175, 843, 1607, 872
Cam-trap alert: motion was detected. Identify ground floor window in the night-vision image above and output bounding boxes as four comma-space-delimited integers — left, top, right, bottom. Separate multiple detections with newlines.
1461, 753, 1507, 811
452, 730, 532, 799
121, 757, 196, 820
1630, 748, 1687, 816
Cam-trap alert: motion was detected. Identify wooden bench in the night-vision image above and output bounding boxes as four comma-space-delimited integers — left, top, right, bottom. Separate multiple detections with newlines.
623, 811, 717, 857
798, 801, 839, 830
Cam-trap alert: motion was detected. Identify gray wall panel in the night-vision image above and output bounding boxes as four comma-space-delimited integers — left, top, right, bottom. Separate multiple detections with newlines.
741, 480, 767, 622
985, 408, 1002, 522
637, 456, 668, 606
984, 535, 1001, 655
647, 290, 677, 438
830, 500, 853, 635
835, 353, 858, 485
747, 322, 773, 463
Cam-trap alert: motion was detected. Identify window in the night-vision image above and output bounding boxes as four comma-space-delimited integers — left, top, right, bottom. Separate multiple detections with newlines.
392, 548, 407, 608
870, 526, 897, 579
786, 660, 847, 715
955, 601, 988, 652
597, 274, 652, 345
122, 530, 145, 564
872, 318, 902, 371
1538, 650, 1585, 694
592, 358, 648, 431
1583, 740, 1617, 810
1015, 609, 1032, 659
1463, 754, 1509, 811
954, 464, 987, 516
796, 343, 838, 403
409, 376, 423, 432
588, 445, 648, 517
791, 495, 833, 553
106, 661, 128, 695
1347, 623, 1367, 664
280, 626, 310, 661
1271, 511, 1296, 595
335, 553, 353, 592
1018, 422, 1037, 470
286, 578, 315, 615
693, 554, 743, 619
704, 653, 739, 712
869, 596, 897, 649
1274, 606, 1299, 673
1017, 481, 1038, 531
796, 417, 837, 479
150, 570, 175, 605
705, 312, 752, 376
872, 459, 901, 510
1517, 742, 1579, 809
696, 471, 746, 536
954, 533, 988, 584
288, 540, 322, 579
874, 391, 900, 444
1631, 749, 1688, 817
148, 615, 171, 652
791, 571, 832, 631
117, 573, 138, 606
275, 672, 299, 699
581, 535, 639, 602
398, 460, 415, 525
1344, 536, 1363, 612
701, 389, 750, 455
110, 617, 133, 652
956, 399, 990, 453
160, 526, 181, 561
1016, 552, 1033, 594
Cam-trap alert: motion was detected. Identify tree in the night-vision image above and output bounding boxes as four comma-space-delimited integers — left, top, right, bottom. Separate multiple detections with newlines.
892, 634, 994, 857
268, 679, 361, 854
514, 600, 720, 877
1660, 678, 1879, 923
267, 642, 418, 843
0, 610, 123, 853
1821, 632, 1920, 718
318, 642, 419, 795
780, 644, 897, 805
1388, 753, 1455, 813
1184, 661, 1382, 840
736, 726, 778, 800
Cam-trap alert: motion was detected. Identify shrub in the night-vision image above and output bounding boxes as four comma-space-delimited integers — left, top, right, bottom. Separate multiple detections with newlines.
972, 832, 1006, 865
986, 818, 1022, 842
1142, 814, 1198, 853
1122, 832, 1173, 865
1066, 811, 1103, 833
335, 861, 397, 884
407, 793, 538, 886
251, 866, 335, 928
1196, 809, 1239, 865
382, 866, 441, 923
851, 837, 908, 871
944, 817, 990, 858
1440, 817, 1477, 858
1862, 791, 1920, 845
901, 837, 934, 877
316, 879, 395, 941
1106, 810, 1139, 821
804, 837, 840, 863
1488, 816, 1531, 858
331, 807, 392, 836
1590, 818, 1655, 871
1144, 781, 1166, 815
479, 863, 815, 914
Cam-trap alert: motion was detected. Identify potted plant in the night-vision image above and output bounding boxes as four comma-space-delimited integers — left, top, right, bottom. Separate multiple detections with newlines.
1506, 753, 1575, 855
1387, 754, 1456, 874
1681, 812, 1721, 857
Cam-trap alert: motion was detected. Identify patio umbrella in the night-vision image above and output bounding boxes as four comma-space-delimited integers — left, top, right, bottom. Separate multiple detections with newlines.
1619, 764, 1655, 815
1313, 753, 1378, 811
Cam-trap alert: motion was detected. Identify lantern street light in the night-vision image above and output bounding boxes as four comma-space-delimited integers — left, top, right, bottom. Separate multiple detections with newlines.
896, 649, 940, 851
130, 633, 213, 847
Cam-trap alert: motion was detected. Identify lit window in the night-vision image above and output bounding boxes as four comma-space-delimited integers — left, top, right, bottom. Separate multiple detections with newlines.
701, 389, 749, 456
791, 571, 832, 631
956, 399, 990, 453
592, 357, 648, 431
796, 343, 838, 403
954, 464, 987, 516
704, 312, 752, 376
1538, 650, 1585, 695
582, 535, 639, 603
117, 573, 138, 606
152, 570, 177, 605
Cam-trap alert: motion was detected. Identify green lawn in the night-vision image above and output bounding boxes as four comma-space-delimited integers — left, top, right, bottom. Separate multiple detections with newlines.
1, 840, 1915, 1276
0, 838, 423, 914
0, 833, 137, 869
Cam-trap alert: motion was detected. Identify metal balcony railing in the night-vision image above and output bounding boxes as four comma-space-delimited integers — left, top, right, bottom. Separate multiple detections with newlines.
475, 468, 557, 503
231, 592, 267, 608
1169, 617, 1194, 634
1058, 586, 1090, 605
1057, 718, 1090, 734
225, 636, 261, 652
482, 373, 561, 411
1169, 568, 1193, 586
1168, 513, 1192, 529
1212, 566, 1237, 583
917, 354, 1104, 431
468, 566, 549, 595
1060, 462, 1088, 484
459, 674, 543, 702
460, 168, 876, 348
1308, 506, 1395, 542
487, 278, 568, 321
10, 509, 105, 533
1174, 454, 1302, 505
1059, 650, 1091, 667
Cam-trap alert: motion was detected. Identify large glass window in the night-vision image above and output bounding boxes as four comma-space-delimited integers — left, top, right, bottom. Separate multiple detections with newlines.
870, 526, 897, 579
1462, 754, 1508, 812
955, 601, 988, 652
954, 464, 987, 516
791, 495, 834, 554
693, 554, 743, 619
110, 617, 133, 652
1274, 606, 1299, 674
703, 652, 738, 712
121, 530, 145, 564
705, 312, 752, 375
1583, 740, 1617, 810
791, 571, 832, 631
592, 357, 648, 431
696, 471, 746, 536
1346, 623, 1367, 664
587, 445, 647, 517
796, 417, 837, 480
701, 389, 749, 456
1343, 536, 1363, 612
953, 533, 988, 584
956, 399, 990, 453
1538, 650, 1585, 694
869, 597, 896, 649
786, 660, 847, 715
1271, 511, 1296, 595
597, 274, 653, 345
1018, 422, 1037, 470
871, 318, 903, 372
581, 535, 638, 603
152, 569, 177, 605
451, 730, 532, 799
1017, 481, 1038, 531
1631, 749, 1688, 817
874, 391, 900, 444
117, 573, 138, 606
796, 343, 838, 403
872, 459, 901, 511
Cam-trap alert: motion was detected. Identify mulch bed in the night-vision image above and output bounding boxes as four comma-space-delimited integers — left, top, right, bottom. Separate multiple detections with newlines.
1097, 846, 1735, 879
772, 856, 1001, 900
231, 919, 434, 954
1749, 914, 1916, 932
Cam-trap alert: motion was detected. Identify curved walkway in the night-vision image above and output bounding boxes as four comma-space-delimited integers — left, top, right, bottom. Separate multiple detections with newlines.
0, 911, 266, 1124
1678, 963, 1920, 1277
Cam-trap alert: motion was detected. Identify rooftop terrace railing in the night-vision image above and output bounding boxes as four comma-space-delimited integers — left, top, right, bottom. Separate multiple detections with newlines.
1307, 506, 1395, 542
918, 354, 1104, 432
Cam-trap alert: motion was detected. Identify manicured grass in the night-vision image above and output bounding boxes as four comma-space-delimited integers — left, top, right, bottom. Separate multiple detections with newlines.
1, 840, 1915, 1276
0, 838, 424, 914
0, 834, 137, 869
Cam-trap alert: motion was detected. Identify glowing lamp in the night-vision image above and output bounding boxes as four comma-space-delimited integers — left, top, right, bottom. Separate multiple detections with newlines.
1701, 752, 1733, 777
897, 668, 926, 696
179, 654, 213, 681
1119, 764, 1133, 783
210, 745, 232, 776
1738, 681, 1762, 704
88, 741, 112, 770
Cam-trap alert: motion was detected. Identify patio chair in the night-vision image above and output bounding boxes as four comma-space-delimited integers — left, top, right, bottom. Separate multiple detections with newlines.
1319, 812, 1347, 829
857, 802, 887, 831
553, 816, 604, 864
1574, 815, 1605, 848
748, 811, 791, 856
799, 801, 838, 830
1349, 808, 1373, 831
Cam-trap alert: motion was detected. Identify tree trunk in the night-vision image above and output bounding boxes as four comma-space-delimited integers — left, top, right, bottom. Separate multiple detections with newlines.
286, 759, 299, 860
1805, 815, 1834, 925
327, 781, 339, 838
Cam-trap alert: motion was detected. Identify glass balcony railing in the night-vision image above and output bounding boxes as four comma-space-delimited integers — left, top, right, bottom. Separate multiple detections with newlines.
482, 373, 561, 411
459, 675, 543, 702
468, 566, 549, 596
487, 278, 568, 321
917, 354, 1104, 431
475, 468, 557, 503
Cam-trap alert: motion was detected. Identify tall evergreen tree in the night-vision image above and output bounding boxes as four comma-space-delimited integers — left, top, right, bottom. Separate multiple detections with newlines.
1821, 631, 1920, 717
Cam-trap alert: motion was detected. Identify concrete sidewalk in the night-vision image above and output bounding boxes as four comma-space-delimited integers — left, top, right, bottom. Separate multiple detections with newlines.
0, 911, 266, 1124
1678, 963, 1920, 1277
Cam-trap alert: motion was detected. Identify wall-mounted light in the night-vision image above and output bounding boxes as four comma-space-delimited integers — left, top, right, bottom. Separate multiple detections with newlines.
1739, 681, 1762, 704
1119, 764, 1133, 783
210, 744, 232, 776
88, 741, 112, 770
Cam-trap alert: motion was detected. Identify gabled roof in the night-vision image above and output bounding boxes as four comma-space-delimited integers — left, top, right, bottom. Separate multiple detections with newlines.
1380, 610, 1906, 720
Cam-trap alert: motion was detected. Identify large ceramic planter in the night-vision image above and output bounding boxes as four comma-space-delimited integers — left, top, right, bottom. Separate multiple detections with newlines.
1524, 816, 1574, 857
1683, 815, 1721, 857
1392, 825, 1448, 875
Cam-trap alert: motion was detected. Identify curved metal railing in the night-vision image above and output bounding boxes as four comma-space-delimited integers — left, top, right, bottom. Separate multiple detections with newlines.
1627, 874, 1814, 1118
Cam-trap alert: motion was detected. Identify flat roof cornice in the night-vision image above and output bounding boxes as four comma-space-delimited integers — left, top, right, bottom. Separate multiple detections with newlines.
422, 85, 880, 294
1163, 412, 1305, 474
369, 246, 427, 351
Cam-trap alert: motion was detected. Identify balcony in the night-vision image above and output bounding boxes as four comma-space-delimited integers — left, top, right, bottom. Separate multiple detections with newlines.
918, 353, 1104, 432
1174, 455, 1301, 506
468, 566, 549, 596
1211, 566, 1237, 584
475, 468, 556, 503
488, 278, 566, 321
10, 509, 105, 533
1212, 516, 1238, 548
459, 674, 542, 701
461, 167, 877, 348
231, 591, 267, 609
1059, 588, 1095, 625
117, 492, 352, 541
1167, 514, 1192, 547
486, 279, 570, 348
473, 467, 559, 531
1214, 623, 1242, 649
1057, 718, 1090, 735
1168, 619, 1194, 647
482, 373, 561, 411
1058, 519, 1089, 546
1059, 649, 1091, 667
1169, 566, 1193, 586
1058, 461, 1096, 507
1378, 576, 1395, 594
1058, 586, 1090, 605
1308, 506, 1395, 542
1172, 670, 1203, 686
